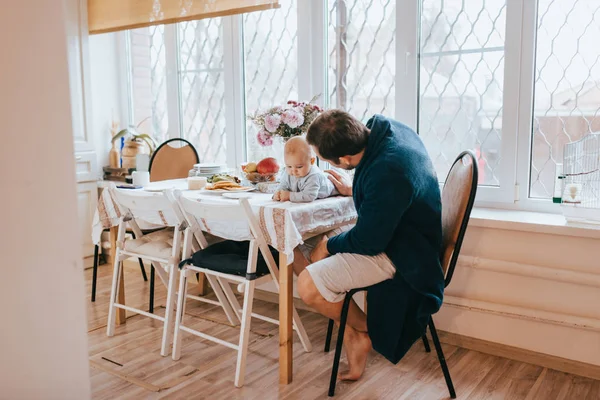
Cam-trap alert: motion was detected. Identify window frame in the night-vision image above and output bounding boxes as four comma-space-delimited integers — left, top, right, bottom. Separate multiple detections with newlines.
401, 0, 519, 204
122, 0, 575, 214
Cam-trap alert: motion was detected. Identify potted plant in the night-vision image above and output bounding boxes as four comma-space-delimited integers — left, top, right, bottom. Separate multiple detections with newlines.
111, 117, 157, 169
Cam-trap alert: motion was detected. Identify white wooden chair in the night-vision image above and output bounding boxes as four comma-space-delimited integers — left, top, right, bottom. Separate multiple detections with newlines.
172, 194, 312, 387
163, 190, 242, 327
106, 186, 184, 356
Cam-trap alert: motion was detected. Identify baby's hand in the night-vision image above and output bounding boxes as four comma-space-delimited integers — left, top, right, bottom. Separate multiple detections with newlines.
279, 191, 291, 202
273, 191, 281, 201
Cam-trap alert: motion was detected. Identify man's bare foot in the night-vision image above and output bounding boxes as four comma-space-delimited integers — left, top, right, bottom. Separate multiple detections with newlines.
338, 326, 372, 381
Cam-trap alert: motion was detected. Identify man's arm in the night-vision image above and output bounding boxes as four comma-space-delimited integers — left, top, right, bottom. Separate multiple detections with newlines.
327, 171, 415, 256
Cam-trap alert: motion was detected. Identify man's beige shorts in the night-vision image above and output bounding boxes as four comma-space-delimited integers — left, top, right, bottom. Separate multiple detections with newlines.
299, 228, 396, 303
305, 252, 396, 303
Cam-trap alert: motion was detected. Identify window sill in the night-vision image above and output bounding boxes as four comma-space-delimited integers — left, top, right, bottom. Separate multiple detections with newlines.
470, 208, 600, 239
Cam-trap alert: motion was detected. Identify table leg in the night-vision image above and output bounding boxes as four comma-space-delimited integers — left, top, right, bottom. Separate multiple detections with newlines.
110, 226, 126, 325
197, 272, 208, 296
279, 252, 293, 384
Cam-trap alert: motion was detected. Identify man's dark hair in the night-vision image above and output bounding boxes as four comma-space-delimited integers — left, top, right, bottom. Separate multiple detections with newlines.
306, 109, 369, 163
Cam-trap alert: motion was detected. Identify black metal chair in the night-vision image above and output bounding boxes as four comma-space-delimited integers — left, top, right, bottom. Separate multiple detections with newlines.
324, 150, 479, 397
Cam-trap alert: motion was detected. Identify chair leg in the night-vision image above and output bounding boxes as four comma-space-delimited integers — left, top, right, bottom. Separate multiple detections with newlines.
328, 293, 354, 397
324, 319, 334, 352
216, 276, 243, 324
235, 280, 256, 388
139, 258, 148, 281
107, 257, 123, 337
91, 244, 99, 302
292, 306, 312, 352
429, 319, 456, 399
206, 275, 240, 326
149, 266, 155, 314
160, 265, 179, 356
422, 333, 431, 353
172, 269, 189, 361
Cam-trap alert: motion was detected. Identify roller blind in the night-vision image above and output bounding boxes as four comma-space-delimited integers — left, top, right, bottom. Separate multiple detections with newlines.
88, 0, 279, 34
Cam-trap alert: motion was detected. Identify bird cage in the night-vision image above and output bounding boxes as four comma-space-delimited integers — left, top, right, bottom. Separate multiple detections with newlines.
560, 133, 600, 224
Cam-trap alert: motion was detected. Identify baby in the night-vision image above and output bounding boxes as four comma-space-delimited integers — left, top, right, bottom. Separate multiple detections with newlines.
273, 136, 337, 202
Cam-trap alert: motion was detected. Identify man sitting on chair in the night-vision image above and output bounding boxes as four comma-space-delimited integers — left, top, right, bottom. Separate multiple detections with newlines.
296, 110, 445, 381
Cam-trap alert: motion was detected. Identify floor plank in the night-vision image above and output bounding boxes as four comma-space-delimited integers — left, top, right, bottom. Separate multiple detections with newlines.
85, 261, 600, 399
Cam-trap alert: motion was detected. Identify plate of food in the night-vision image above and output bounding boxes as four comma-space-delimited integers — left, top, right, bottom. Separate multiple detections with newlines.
207, 173, 241, 184
204, 180, 255, 193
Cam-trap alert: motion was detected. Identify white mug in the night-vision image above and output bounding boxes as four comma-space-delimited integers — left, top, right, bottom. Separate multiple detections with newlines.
132, 171, 150, 187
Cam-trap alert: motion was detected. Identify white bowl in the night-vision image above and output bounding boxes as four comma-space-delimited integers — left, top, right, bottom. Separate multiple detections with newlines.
256, 181, 279, 194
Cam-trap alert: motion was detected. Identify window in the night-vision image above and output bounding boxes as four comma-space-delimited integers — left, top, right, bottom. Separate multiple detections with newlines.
327, 0, 396, 122
178, 19, 227, 165
127, 21, 228, 164
244, 0, 298, 163
418, 0, 506, 187
123, 1, 600, 211
530, 0, 600, 199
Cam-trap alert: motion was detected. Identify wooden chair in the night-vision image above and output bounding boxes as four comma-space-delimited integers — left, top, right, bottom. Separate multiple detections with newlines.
173, 195, 312, 387
149, 138, 199, 182
106, 186, 185, 356
324, 150, 478, 397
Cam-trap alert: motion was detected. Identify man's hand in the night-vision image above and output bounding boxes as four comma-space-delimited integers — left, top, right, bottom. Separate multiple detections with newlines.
326, 169, 353, 196
310, 236, 330, 263
272, 191, 281, 201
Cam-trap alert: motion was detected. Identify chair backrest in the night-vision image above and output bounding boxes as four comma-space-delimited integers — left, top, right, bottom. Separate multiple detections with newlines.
175, 194, 280, 277
175, 193, 252, 249
440, 150, 478, 287
109, 186, 179, 228
149, 138, 199, 182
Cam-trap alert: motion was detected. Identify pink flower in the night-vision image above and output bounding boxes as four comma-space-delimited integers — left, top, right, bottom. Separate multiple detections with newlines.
264, 114, 281, 133
257, 130, 273, 147
281, 109, 305, 128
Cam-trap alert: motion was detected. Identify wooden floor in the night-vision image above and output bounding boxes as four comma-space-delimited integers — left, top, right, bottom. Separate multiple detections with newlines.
86, 261, 600, 399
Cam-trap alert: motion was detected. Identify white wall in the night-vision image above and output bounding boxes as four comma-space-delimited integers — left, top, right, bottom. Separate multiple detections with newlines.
88, 32, 127, 176
436, 223, 600, 367
0, 1, 91, 399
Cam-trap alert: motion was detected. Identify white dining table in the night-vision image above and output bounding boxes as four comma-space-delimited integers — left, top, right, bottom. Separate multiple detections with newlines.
91, 179, 357, 384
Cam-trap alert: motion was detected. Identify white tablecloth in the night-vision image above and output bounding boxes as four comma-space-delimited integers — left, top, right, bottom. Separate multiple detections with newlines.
92, 180, 357, 259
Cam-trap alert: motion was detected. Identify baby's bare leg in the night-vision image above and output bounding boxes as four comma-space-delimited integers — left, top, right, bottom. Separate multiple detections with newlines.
291, 247, 310, 276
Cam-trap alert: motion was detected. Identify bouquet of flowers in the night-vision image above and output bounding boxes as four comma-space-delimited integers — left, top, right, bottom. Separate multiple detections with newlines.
248, 96, 323, 146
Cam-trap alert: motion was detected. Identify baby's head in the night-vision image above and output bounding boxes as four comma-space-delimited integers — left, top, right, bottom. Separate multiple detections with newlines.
284, 136, 316, 178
